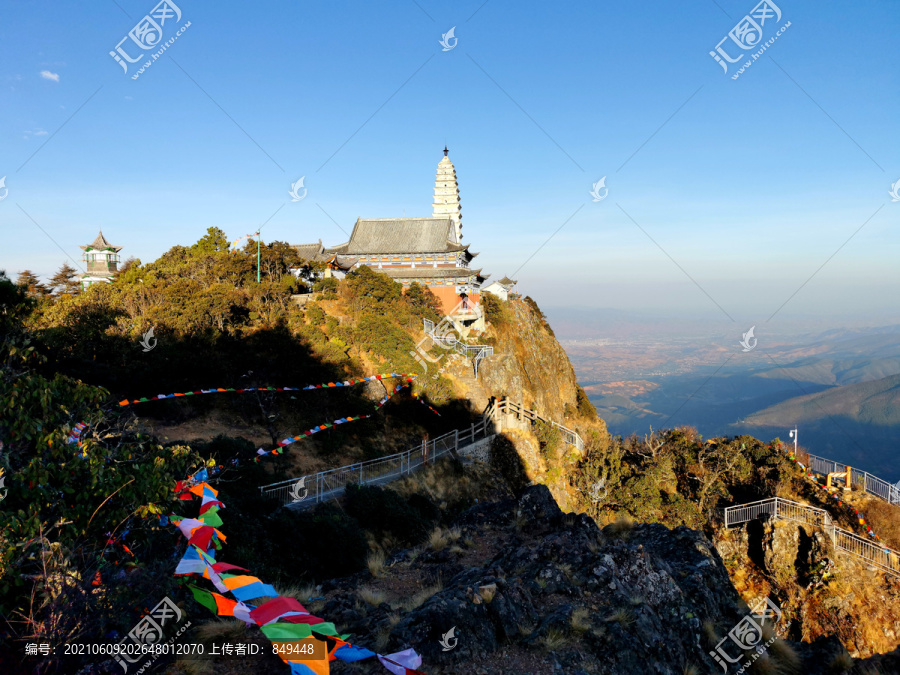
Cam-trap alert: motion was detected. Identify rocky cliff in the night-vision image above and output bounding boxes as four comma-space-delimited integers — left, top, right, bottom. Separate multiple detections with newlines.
318, 484, 886, 674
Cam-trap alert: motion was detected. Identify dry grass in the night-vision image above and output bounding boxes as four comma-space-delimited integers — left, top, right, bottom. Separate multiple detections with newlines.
862, 499, 900, 551
606, 513, 635, 538
391, 458, 491, 510
428, 527, 449, 551
276, 583, 316, 602
194, 619, 249, 644
359, 586, 387, 606
683, 666, 700, 675
514, 511, 528, 532
402, 578, 444, 612
604, 608, 636, 627
540, 628, 569, 651
826, 651, 853, 674
702, 620, 719, 647
569, 607, 590, 635
768, 638, 801, 673
478, 583, 497, 603
374, 626, 392, 652
367, 549, 386, 578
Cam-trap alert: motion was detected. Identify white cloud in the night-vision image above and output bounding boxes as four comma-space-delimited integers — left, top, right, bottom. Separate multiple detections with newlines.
40, 70, 60, 82
34, 130, 48, 136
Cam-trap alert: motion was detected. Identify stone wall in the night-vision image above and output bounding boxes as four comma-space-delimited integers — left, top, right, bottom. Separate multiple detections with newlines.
457, 435, 495, 463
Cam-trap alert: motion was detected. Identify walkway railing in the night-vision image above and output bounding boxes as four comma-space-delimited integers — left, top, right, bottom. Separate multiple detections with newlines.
259, 415, 497, 507
423, 318, 494, 377
491, 398, 584, 452
724, 497, 900, 578
800, 451, 900, 505
260, 398, 583, 507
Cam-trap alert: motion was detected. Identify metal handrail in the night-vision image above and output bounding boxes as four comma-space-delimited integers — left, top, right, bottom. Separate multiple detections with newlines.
494, 398, 584, 452
259, 415, 496, 507
422, 319, 493, 376
724, 497, 900, 578
798, 452, 900, 505
260, 397, 583, 507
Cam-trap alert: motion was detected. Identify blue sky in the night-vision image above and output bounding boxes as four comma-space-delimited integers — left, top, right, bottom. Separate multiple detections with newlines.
2, 0, 898, 326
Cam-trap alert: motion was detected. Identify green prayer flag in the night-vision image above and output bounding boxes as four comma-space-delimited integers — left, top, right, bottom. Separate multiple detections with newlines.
200, 507, 223, 527
261, 623, 312, 640
189, 584, 218, 614
310, 622, 339, 637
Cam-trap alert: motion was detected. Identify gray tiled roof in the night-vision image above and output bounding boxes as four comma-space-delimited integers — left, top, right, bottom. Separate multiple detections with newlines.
292, 240, 327, 261
381, 267, 488, 282
498, 276, 517, 286
381, 266, 480, 278
345, 218, 460, 254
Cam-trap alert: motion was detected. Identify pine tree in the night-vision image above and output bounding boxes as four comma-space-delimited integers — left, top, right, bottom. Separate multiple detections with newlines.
49, 262, 81, 296
16, 270, 49, 298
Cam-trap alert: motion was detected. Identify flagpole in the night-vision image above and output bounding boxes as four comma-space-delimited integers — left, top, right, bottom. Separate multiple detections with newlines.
256, 230, 261, 283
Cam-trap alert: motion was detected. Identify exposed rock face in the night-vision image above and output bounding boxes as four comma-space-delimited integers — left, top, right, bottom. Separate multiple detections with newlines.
714, 516, 900, 662
448, 299, 585, 425
380, 486, 767, 674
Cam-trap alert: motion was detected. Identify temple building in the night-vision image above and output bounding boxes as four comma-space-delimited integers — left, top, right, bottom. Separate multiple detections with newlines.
482, 276, 517, 301
80, 231, 122, 290
296, 148, 488, 317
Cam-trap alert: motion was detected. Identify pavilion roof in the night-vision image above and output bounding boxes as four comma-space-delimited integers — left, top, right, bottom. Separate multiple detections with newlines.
80, 230, 122, 252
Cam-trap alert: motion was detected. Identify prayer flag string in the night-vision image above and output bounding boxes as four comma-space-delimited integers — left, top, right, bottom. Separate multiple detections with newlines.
116, 373, 416, 407
170, 468, 426, 674
253, 380, 413, 461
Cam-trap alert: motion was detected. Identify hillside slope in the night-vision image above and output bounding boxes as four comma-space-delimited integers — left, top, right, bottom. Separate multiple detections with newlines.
744, 373, 900, 427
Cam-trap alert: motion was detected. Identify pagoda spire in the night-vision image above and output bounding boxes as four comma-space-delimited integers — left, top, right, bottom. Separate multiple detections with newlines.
432, 149, 462, 242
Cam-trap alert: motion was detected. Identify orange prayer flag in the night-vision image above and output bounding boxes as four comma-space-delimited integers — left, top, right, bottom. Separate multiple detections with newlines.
188, 482, 218, 497
213, 592, 238, 617
222, 574, 261, 590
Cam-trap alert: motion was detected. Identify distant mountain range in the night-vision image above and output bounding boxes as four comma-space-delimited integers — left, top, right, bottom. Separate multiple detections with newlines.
556, 317, 900, 482
743, 373, 900, 428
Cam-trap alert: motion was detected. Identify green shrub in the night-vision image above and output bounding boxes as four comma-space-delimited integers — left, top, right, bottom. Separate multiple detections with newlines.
403, 283, 442, 321
305, 303, 326, 326
535, 421, 562, 461
480, 292, 509, 326
313, 276, 338, 294
346, 265, 402, 305
576, 385, 596, 419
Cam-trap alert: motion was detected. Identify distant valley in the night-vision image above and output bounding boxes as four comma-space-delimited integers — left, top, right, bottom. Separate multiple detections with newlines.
547, 309, 900, 482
